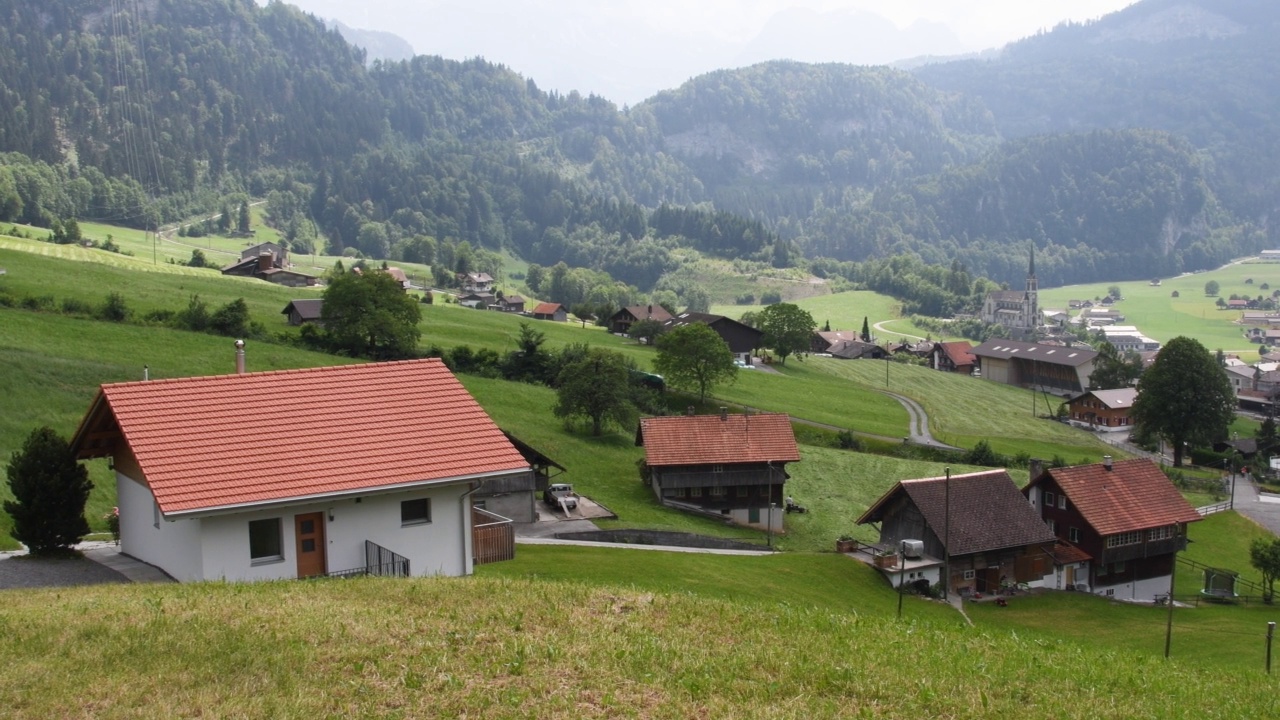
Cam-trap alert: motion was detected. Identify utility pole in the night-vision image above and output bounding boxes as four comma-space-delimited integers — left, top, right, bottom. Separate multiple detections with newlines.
1268, 622, 1276, 674
943, 467, 951, 601
897, 539, 906, 619
1164, 526, 1180, 659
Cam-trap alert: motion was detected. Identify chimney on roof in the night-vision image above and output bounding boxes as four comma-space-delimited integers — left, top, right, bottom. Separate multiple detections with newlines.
1028, 458, 1044, 482
257, 252, 273, 272
720, 407, 728, 421
1103, 455, 1113, 471
143, 365, 149, 381
647, 304, 652, 315
234, 339, 245, 374
686, 406, 695, 416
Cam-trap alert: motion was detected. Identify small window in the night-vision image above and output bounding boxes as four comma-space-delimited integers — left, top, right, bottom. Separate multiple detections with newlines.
963, 570, 976, 580
1057, 495, 1067, 510
690, 487, 703, 498
1068, 527, 1080, 543
674, 487, 686, 498
1046, 518, 1057, 534
1044, 491, 1056, 507
249, 518, 283, 563
401, 498, 431, 526
710, 486, 727, 497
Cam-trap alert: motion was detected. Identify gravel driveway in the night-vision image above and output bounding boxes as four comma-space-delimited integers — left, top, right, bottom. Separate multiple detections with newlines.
0, 553, 129, 590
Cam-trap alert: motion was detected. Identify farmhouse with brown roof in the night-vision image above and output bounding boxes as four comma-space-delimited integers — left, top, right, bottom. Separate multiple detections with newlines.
531, 302, 567, 321
857, 469, 1057, 595
1023, 457, 1201, 600
929, 341, 976, 374
70, 358, 533, 582
637, 410, 799, 532
1066, 388, 1137, 431
609, 304, 673, 335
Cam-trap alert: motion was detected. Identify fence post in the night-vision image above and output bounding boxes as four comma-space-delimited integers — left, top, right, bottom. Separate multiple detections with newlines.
1259, 620, 1269, 676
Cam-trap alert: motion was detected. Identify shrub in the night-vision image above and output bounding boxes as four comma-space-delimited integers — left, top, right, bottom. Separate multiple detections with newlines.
59, 297, 94, 316
97, 292, 129, 322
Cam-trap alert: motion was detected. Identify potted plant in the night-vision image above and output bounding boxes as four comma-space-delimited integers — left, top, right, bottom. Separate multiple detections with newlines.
874, 550, 898, 569
835, 534, 856, 553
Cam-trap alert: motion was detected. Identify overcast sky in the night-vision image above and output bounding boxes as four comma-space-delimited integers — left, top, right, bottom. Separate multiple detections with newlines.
270, 0, 1139, 104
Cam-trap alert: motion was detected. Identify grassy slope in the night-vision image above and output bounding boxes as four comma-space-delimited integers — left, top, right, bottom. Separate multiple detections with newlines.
1038, 259, 1280, 355
807, 356, 1121, 461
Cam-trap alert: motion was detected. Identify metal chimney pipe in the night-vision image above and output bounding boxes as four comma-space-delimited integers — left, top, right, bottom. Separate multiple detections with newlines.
1103, 455, 1113, 471
235, 339, 246, 374
143, 365, 149, 381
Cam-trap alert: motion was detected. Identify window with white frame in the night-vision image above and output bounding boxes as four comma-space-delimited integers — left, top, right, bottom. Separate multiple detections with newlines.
690, 487, 702, 498
1148, 526, 1175, 541
1057, 495, 1066, 510
1106, 531, 1142, 548
1046, 518, 1057, 534
1044, 491, 1056, 507
709, 486, 727, 497
963, 570, 976, 580
248, 518, 283, 563
401, 498, 431, 526
1068, 527, 1080, 543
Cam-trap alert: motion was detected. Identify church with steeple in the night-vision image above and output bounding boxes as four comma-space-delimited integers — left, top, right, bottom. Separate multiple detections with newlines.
979, 247, 1039, 338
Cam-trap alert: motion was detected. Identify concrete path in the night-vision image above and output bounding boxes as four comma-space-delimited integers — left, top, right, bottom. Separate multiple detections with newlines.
516, 536, 776, 556
872, 319, 926, 342
881, 391, 959, 450
0, 541, 173, 589
80, 543, 175, 583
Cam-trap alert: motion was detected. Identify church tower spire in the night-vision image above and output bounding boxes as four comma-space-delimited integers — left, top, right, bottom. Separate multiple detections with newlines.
1024, 244, 1038, 333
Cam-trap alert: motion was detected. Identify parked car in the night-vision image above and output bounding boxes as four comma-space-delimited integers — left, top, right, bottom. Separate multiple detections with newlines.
543, 483, 578, 510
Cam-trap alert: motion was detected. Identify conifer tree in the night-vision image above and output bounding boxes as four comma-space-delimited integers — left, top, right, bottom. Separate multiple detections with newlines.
4, 427, 93, 555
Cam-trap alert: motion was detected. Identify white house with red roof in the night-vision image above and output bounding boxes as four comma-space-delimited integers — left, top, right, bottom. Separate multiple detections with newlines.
70, 358, 533, 582
636, 410, 799, 532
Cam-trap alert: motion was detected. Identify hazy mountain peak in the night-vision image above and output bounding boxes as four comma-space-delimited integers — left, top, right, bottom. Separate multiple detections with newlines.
323, 18, 416, 64
1092, 2, 1247, 43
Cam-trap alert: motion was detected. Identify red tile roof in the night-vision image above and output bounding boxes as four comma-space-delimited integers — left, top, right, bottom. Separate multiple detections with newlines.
638, 413, 799, 467
938, 341, 976, 367
73, 359, 529, 516
858, 470, 1055, 556
1027, 458, 1201, 536
532, 302, 562, 315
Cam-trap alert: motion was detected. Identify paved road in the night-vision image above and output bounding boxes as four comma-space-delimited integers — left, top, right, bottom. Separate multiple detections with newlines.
872, 319, 926, 342
1226, 475, 1280, 536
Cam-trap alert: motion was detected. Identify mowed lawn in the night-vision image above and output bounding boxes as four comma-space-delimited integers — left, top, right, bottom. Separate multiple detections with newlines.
1039, 259, 1280, 355
806, 356, 1120, 461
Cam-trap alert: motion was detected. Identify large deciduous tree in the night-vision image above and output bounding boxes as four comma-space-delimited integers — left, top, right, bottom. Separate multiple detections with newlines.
1089, 343, 1144, 390
4, 426, 93, 555
320, 269, 422, 359
554, 348, 634, 436
757, 302, 816, 365
1131, 336, 1235, 466
654, 322, 736, 403
1250, 537, 1280, 603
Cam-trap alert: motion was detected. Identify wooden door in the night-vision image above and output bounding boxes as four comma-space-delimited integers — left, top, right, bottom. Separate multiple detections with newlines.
1066, 565, 1076, 588
294, 512, 326, 578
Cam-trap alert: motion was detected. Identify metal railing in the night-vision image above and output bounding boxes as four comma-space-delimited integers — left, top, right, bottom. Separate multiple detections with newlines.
321, 540, 410, 579
473, 507, 515, 565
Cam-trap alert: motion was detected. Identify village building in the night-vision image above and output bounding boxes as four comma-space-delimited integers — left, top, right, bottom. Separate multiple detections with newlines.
530, 302, 567, 322
69, 357, 532, 582
929, 341, 977, 374
637, 410, 798, 532
971, 338, 1098, 395
856, 469, 1058, 595
1066, 388, 1137, 431
1023, 457, 1201, 601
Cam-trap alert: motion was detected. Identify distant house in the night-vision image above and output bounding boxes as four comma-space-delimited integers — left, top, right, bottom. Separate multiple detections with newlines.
661, 312, 764, 362
828, 339, 888, 360
1066, 388, 1137, 431
856, 469, 1057, 595
1099, 326, 1161, 353
1228, 299, 1249, 310
69, 359, 533, 582
929, 341, 976, 374
637, 411, 799, 532
281, 299, 323, 326
531, 302, 567, 322
458, 292, 497, 309
971, 339, 1098, 395
384, 267, 411, 290
221, 246, 315, 287
609, 305, 674, 335
811, 330, 858, 354
1024, 457, 1201, 600
459, 272, 494, 294
497, 295, 525, 313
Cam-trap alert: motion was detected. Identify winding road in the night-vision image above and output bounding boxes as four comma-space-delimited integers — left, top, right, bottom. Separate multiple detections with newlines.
872, 319, 926, 342
881, 390, 959, 450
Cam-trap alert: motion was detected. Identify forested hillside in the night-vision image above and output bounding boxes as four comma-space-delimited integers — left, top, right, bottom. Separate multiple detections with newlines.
0, 0, 1275, 300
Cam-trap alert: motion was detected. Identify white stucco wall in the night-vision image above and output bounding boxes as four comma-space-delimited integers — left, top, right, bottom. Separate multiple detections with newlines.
117, 473, 202, 582
1095, 574, 1170, 602
194, 483, 473, 582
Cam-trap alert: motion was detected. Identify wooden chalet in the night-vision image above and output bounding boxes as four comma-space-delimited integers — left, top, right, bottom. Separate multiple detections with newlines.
497, 294, 525, 313
1066, 388, 1137, 431
531, 302, 567, 322
281, 299, 323, 326
857, 470, 1057, 595
660, 312, 764, 361
1023, 457, 1202, 601
929, 341, 976, 374
609, 304, 674, 335
637, 410, 799, 532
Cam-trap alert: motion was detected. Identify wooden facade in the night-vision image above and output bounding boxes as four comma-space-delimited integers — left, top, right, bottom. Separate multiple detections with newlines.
472, 507, 514, 565
1067, 389, 1136, 430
